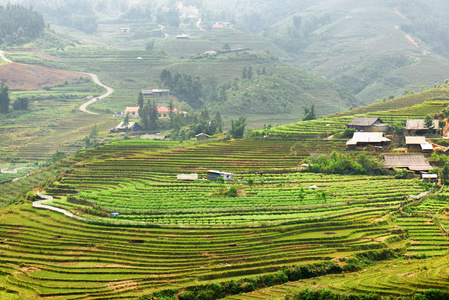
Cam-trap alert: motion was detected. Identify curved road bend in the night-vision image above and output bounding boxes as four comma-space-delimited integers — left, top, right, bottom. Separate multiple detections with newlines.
79, 72, 114, 115
34, 192, 86, 221
1, 51, 113, 115
0, 51, 12, 63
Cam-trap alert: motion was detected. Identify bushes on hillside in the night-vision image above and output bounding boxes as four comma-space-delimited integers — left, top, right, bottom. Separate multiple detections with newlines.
306, 151, 383, 175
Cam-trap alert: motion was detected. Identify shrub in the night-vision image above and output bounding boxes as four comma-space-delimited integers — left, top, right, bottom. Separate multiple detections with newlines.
395, 168, 408, 179
226, 186, 238, 197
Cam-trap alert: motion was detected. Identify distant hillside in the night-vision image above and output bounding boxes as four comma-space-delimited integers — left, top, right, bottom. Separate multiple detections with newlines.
208, 65, 358, 117
260, 0, 449, 104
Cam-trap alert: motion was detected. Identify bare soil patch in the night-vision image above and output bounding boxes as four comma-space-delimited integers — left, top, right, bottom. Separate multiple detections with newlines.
0, 62, 86, 90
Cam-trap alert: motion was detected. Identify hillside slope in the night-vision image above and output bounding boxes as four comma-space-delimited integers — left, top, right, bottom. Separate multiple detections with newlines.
261, 0, 449, 104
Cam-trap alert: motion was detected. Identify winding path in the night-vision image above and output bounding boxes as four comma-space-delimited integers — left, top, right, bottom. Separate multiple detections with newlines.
0, 51, 12, 63
0, 50, 114, 115
34, 192, 85, 221
79, 72, 114, 115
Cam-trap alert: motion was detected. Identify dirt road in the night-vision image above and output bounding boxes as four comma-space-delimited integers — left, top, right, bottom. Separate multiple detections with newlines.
79, 72, 114, 115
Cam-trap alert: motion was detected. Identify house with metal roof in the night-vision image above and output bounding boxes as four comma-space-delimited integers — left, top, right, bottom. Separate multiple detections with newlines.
382, 155, 433, 171
404, 119, 440, 135
207, 170, 234, 181
141, 89, 171, 97
405, 136, 433, 152
111, 121, 142, 133
195, 133, 210, 142
346, 117, 389, 132
346, 132, 391, 147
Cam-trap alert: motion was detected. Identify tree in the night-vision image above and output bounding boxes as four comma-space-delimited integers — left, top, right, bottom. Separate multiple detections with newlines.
12, 97, 28, 110
247, 66, 253, 80
124, 114, 130, 133
223, 44, 231, 51
169, 99, 175, 127
148, 100, 158, 130
0, 81, 10, 113
302, 104, 316, 121
424, 114, 435, 129
230, 116, 246, 138
215, 112, 223, 133
145, 40, 155, 51
441, 163, 449, 185
137, 92, 144, 111
242, 67, 247, 79
89, 124, 99, 139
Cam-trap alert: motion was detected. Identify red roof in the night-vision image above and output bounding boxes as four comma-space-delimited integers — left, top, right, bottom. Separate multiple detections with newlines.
157, 106, 178, 113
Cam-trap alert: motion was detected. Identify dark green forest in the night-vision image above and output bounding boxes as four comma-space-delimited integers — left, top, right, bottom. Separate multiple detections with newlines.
0, 4, 45, 45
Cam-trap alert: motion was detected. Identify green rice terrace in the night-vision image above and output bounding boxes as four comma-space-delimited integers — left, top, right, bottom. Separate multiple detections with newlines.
3, 87, 449, 299
1, 131, 449, 299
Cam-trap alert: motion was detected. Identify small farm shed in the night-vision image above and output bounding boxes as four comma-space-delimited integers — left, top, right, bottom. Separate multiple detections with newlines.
346, 132, 391, 147
195, 133, 210, 141
404, 119, 440, 136
207, 170, 234, 181
176, 34, 190, 39
382, 155, 433, 172
421, 173, 438, 183
346, 117, 389, 132
177, 173, 198, 181
405, 136, 433, 152
112, 121, 142, 133
111, 212, 120, 216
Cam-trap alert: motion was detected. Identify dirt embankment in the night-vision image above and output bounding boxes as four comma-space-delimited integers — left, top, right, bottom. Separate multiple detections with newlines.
0, 62, 85, 90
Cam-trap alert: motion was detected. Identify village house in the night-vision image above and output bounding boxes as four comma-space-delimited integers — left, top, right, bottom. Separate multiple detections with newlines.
346, 117, 390, 132
157, 106, 177, 119
141, 89, 171, 97
404, 119, 440, 136
405, 136, 433, 152
111, 121, 142, 133
195, 133, 210, 142
124, 107, 140, 119
207, 170, 234, 181
382, 154, 433, 172
119, 28, 130, 33
346, 132, 391, 147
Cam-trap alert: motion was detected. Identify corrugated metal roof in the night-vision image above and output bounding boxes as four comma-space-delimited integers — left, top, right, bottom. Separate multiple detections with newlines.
382, 155, 433, 171
115, 121, 138, 130
405, 119, 439, 130
420, 143, 434, 150
346, 132, 391, 145
405, 136, 426, 145
347, 117, 382, 127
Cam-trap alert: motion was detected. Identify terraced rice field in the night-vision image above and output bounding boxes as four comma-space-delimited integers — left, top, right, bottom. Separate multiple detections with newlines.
258, 97, 449, 139
44, 139, 423, 227
0, 198, 408, 299
2, 137, 448, 299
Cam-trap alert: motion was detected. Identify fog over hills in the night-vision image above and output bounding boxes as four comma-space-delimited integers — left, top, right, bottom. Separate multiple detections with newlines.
2, 0, 449, 106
